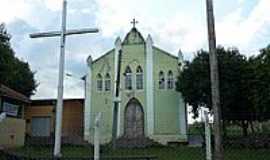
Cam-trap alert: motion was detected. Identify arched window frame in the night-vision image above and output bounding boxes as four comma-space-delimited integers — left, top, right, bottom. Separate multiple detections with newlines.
104, 73, 111, 91
125, 66, 133, 90
136, 66, 143, 90
97, 74, 103, 91
167, 70, 174, 90
159, 71, 165, 89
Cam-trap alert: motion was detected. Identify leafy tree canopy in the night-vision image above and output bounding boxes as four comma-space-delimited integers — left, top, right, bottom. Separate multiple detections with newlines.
0, 23, 37, 97
247, 45, 270, 121
176, 46, 252, 121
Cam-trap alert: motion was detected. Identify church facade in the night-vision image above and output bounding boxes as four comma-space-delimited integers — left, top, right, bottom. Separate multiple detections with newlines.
84, 26, 187, 145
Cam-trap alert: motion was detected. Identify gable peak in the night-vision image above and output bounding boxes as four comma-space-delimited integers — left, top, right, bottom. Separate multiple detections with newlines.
123, 27, 145, 45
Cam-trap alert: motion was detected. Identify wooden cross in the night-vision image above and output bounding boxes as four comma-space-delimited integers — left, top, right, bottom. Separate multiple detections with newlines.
29, 0, 99, 157
131, 18, 138, 28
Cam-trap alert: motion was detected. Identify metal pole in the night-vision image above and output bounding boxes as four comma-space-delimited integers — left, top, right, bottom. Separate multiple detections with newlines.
206, 0, 223, 159
54, 0, 67, 157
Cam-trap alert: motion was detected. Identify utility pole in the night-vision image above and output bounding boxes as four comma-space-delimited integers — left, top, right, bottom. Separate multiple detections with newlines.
205, 0, 224, 160
29, 0, 99, 157
112, 49, 122, 149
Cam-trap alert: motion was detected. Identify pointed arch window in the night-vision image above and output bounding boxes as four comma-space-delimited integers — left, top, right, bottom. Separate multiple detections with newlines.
105, 73, 111, 91
167, 70, 174, 89
125, 66, 133, 90
97, 74, 103, 91
136, 66, 143, 90
159, 71, 165, 89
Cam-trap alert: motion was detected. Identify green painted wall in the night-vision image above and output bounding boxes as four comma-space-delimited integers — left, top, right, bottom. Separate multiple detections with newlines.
153, 47, 182, 135
91, 49, 115, 141
88, 28, 185, 143
118, 43, 147, 136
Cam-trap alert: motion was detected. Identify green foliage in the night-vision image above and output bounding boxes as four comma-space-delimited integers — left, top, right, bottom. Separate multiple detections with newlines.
247, 45, 270, 121
0, 23, 37, 97
176, 49, 211, 117
176, 47, 251, 120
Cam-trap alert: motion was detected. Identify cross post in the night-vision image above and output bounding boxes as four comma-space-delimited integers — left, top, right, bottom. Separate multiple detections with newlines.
131, 18, 138, 28
29, 0, 99, 157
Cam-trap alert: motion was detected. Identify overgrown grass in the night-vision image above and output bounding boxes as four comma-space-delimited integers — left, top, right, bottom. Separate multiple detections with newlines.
102, 145, 204, 160
7, 145, 270, 160
9, 145, 93, 158
224, 148, 270, 160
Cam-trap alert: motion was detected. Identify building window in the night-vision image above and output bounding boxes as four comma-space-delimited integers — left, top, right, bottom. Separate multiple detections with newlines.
97, 74, 103, 91
2, 102, 19, 117
105, 73, 111, 91
159, 71, 165, 89
125, 66, 132, 90
167, 70, 174, 89
136, 66, 143, 90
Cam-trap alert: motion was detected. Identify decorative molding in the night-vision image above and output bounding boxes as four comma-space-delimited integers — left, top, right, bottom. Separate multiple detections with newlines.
179, 97, 187, 136
146, 34, 154, 136
178, 49, 187, 136
178, 49, 184, 70
114, 37, 122, 137
84, 55, 92, 142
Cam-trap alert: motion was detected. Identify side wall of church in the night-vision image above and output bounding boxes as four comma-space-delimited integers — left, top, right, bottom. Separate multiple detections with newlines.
90, 50, 115, 144
152, 48, 187, 144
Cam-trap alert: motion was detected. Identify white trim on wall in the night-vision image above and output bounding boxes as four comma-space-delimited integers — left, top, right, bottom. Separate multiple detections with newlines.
114, 37, 122, 137
84, 56, 92, 142
146, 35, 154, 136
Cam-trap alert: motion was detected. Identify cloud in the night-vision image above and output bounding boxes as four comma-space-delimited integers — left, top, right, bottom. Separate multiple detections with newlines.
216, 0, 270, 55
1, 0, 270, 99
238, 0, 245, 5
2, 0, 102, 99
95, 0, 206, 59
0, 0, 31, 23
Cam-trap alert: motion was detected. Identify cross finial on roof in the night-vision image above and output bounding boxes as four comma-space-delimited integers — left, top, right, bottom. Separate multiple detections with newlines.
131, 18, 138, 28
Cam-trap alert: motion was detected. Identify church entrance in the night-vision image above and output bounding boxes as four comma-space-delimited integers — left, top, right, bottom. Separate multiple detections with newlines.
124, 98, 144, 138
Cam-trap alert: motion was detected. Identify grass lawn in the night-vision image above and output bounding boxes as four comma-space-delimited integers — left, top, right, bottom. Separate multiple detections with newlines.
6, 145, 270, 160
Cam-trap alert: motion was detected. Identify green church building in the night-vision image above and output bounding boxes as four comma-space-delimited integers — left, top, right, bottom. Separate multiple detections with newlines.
84, 25, 187, 145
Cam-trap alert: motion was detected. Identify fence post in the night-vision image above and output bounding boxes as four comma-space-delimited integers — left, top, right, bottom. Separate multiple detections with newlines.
94, 112, 101, 160
0, 112, 6, 122
204, 110, 212, 160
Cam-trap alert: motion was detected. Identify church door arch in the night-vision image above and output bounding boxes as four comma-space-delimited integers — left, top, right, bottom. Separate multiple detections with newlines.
124, 98, 144, 138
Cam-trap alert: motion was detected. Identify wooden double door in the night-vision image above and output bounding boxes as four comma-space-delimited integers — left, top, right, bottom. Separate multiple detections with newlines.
124, 98, 144, 138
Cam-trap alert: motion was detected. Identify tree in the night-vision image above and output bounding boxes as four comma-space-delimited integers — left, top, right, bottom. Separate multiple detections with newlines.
176, 47, 253, 136
0, 23, 37, 97
248, 45, 270, 122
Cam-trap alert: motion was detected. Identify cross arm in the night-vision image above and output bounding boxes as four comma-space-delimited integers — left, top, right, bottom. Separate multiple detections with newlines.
30, 28, 99, 38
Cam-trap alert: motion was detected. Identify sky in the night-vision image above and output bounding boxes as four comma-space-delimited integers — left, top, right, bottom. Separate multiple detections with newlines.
0, 0, 270, 100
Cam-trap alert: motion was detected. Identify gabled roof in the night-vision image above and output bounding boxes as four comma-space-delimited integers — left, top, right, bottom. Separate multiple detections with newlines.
93, 49, 114, 64
153, 46, 178, 60
122, 27, 145, 45
90, 27, 178, 64
0, 84, 30, 103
